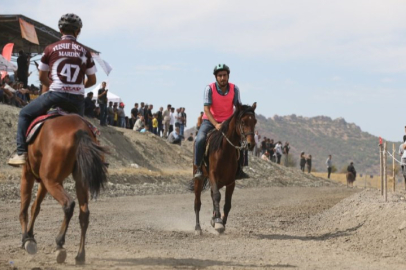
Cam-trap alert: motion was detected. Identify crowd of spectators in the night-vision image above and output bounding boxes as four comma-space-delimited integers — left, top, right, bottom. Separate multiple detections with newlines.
0, 74, 41, 108
84, 83, 189, 145
256, 135, 290, 165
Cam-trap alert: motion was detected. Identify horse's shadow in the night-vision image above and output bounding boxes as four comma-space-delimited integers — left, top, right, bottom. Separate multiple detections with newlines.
102, 257, 297, 268
253, 222, 364, 242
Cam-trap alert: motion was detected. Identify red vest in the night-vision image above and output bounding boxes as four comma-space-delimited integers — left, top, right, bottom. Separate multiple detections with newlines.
203, 82, 235, 122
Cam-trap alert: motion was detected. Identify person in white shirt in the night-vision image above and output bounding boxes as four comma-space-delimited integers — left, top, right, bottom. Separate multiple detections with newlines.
133, 115, 145, 131
398, 138, 406, 181
274, 141, 283, 164
169, 107, 175, 134
253, 131, 260, 157
261, 150, 270, 161
167, 126, 182, 145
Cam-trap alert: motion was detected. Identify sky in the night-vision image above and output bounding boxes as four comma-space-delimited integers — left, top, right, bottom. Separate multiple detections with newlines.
3, 0, 406, 141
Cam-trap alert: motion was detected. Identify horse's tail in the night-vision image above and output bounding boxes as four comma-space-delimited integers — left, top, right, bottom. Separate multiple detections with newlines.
75, 129, 108, 197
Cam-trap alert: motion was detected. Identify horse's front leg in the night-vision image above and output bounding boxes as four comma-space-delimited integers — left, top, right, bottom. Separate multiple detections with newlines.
210, 182, 224, 233
222, 182, 235, 227
194, 178, 204, 235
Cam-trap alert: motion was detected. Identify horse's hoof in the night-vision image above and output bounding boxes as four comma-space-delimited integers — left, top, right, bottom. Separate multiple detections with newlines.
24, 240, 37, 255
215, 223, 225, 234
56, 248, 67, 264
195, 229, 202, 236
210, 219, 215, 228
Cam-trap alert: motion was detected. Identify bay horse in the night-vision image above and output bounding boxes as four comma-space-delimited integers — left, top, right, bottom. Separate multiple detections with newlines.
19, 114, 108, 264
193, 103, 257, 235
346, 172, 355, 188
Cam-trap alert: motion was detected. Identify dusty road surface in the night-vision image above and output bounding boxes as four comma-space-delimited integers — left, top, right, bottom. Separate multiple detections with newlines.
1, 186, 406, 270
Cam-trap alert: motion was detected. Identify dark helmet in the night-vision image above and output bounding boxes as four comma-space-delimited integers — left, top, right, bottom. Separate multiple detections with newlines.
213, 64, 230, 75
58, 13, 83, 32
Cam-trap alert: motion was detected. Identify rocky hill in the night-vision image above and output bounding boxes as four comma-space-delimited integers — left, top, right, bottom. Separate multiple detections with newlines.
255, 114, 399, 175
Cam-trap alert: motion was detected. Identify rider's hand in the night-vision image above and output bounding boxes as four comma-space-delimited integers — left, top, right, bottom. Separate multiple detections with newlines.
215, 123, 222, 131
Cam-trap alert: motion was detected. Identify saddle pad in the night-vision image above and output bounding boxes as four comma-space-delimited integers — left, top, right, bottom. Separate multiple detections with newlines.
26, 109, 100, 144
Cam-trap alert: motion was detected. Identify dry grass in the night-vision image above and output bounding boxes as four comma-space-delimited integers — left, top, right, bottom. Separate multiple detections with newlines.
312, 172, 403, 190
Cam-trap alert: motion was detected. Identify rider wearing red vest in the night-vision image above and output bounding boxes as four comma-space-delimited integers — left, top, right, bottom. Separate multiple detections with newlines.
193, 64, 249, 180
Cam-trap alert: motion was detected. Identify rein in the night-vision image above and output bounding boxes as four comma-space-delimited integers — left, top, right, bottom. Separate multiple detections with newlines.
220, 110, 255, 150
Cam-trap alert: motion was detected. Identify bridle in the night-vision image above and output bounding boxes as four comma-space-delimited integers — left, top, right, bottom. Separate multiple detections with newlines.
221, 110, 255, 150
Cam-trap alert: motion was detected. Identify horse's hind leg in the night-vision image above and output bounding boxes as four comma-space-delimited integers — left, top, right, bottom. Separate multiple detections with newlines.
74, 179, 89, 264
20, 165, 36, 254
25, 182, 47, 252
194, 178, 204, 235
222, 182, 235, 228
44, 181, 75, 263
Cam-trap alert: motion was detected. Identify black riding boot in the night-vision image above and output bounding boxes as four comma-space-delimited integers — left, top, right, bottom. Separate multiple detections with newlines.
236, 149, 250, 180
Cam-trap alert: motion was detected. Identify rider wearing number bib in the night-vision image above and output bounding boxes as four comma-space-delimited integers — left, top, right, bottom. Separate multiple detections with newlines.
8, 13, 97, 165
193, 64, 249, 181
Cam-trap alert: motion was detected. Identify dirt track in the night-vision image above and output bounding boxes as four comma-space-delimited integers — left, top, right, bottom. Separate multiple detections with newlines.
1, 186, 406, 270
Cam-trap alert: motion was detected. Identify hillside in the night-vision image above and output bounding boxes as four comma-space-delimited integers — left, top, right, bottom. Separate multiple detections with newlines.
0, 103, 337, 200
255, 114, 399, 175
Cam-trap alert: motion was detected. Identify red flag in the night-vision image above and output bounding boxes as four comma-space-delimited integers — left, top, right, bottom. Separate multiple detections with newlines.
1, 43, 14, 80
2, 43, 14, 61
379, 137, 383, 145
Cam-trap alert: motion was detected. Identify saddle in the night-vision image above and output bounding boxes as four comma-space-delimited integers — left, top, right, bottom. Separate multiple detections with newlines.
26, 108, 100, 144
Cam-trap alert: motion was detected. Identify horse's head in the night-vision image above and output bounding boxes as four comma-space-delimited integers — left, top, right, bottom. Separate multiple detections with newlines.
236, 102, 257, 151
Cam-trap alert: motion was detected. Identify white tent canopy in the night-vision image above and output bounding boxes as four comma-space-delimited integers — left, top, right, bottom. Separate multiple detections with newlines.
0, 54, 17, 72
87, 83, 121, 105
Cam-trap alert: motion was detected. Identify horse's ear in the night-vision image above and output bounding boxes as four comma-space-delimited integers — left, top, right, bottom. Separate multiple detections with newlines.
236, 103, 242, 111
252, 102, 257, 111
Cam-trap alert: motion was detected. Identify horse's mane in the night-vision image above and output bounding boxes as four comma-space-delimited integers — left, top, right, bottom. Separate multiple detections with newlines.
208, 104, 255, 153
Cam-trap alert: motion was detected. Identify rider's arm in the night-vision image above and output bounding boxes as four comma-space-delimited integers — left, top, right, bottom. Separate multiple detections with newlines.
39, 70, 50, 93
84, 74, 96, 88
204, 105, 221, 130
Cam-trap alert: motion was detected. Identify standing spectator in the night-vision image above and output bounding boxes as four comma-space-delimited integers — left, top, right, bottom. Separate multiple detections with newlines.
147, 104, 153, 131
306, 155, 312, 173
107, 101, 114, 125
267, 139, 275, 162
326, 155, 333, 179
196, 111, 203, 134
169, 107, 175, 134
157, 107, 164, 137
175, 107, 182, 128
143, 103, 149, 127
167, 126, 182, 145
97, 81, 108, 126
399, 137, 406, 181
17, 50, 29, 88
261, 137, 267, 155
118, 102, 126, 128
113, 103, 118, 126
84, 92, 95, 117
283, 142, 290, 166
253, 131, 260, 157
130, 103, 139, 129
138, 102, 145, 122
163, 104, 171, 138
300, 152, 306, 172
179, 107, 187, 137
152, 113, 158, 135
274, 141, 283, 164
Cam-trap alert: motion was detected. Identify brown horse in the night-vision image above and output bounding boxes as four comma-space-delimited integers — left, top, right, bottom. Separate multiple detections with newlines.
193, 103, 257, 235
346, 172, 355, 188
19, 115, 108, 264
